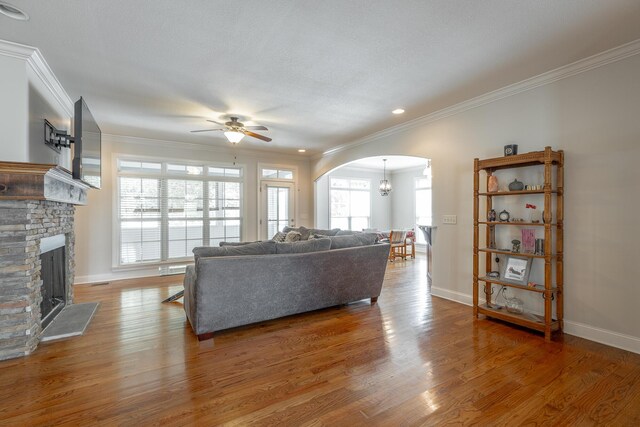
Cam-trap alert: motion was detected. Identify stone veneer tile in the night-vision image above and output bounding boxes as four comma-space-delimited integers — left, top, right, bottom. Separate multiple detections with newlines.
0, 200, 75, 360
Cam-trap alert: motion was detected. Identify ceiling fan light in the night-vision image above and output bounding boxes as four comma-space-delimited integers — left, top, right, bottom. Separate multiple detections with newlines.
224, 131, 245, 144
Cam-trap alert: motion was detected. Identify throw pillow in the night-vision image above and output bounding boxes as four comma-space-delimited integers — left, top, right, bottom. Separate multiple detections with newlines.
275, 238, 331, 254
272, 231, 287, 242
284, 231, 302, 242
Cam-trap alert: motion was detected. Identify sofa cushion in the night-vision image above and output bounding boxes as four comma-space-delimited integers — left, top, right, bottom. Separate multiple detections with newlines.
328, 233, 378, 249
310, 228, 340, 236
336, 230, 360, 236
219, 240, 260, 247
193, 241, 277, 261
275, 238, 332, 254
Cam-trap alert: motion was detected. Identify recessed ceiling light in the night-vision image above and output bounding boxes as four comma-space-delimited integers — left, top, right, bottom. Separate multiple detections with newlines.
392, 108, 405, 115
298, 149, 306, 153
0, 2, 29, 20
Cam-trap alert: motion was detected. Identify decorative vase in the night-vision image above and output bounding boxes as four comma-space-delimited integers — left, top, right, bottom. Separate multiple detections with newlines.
487, 209, 497, 222
506, 297, 524, 314
508, 179, 524, 191
488, 176, 499, 192
528, 208, 540, 223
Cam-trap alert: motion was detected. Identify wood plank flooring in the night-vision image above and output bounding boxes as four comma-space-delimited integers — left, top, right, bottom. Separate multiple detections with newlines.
1, 259, 639, 425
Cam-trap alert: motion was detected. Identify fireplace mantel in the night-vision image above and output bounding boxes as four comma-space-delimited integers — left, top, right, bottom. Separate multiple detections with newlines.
0, 161, 90, 205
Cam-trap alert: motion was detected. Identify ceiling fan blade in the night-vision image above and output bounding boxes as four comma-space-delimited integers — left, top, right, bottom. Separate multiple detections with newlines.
244, 125, 268, 131
206, 119, 226, 126
190, 128, 224, 133
243, 130, 272, 142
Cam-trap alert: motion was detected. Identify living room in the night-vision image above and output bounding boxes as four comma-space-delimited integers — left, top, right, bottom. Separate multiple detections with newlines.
1, 1, 640, 424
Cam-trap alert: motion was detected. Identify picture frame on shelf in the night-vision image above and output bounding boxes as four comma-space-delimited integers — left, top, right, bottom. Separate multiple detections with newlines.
500, 255, 533, 286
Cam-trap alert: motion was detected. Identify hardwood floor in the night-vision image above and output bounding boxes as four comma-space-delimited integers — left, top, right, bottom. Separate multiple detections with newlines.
1, 260, 639, 425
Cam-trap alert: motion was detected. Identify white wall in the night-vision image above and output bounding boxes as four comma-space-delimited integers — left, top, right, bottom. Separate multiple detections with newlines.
74, 134, 312, 284
26, 67, 72, 168
312, 52, 640, 353
0, 43, 72, 167
0, 55, 28, 162
389, 167, 427, 230
315, 167, 391, 230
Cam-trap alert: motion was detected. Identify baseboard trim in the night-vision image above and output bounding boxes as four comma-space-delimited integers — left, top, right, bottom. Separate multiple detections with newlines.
564, 320, 640, 355
74, 269, 162, 285
430, 286, 474, 306
430, 287, 640, 355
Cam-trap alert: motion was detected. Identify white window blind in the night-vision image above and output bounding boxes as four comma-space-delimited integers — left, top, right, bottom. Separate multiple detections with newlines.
330, 178, 370, 230
116, 159, 243, 265
267, 186, 290, 238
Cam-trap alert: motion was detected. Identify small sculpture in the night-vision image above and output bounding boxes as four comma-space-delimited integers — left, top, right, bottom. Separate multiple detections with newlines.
508, 179, 524, 191
488, 175, 499, 192
511, 239, 521, 253
487, 209, 497, 222
498, 210, 510, 222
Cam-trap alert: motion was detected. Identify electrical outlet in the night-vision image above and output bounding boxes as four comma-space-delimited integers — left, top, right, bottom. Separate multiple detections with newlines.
442, 215, 457, 224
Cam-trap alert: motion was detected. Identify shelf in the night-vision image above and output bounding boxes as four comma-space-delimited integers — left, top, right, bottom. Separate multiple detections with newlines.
476, 149, 562, 171
478, 190, 558, 196
477, 304, 559, 333
477, 276, 556, 294
478, 221, 556, 227
478, 248, 555, 259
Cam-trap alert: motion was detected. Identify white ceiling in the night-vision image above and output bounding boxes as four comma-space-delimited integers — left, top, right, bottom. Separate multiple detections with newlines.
2, 1, 640, 155
342, 156, 428, 172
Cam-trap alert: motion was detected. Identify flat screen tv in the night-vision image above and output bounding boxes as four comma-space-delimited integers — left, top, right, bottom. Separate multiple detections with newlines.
72, 97, 101, 189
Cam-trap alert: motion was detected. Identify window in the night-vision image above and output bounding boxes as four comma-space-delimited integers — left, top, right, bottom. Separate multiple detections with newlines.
330, 178, 370, 230
415, 176, 432, 244
262, 168, 294, 180
116, 159, 243, 265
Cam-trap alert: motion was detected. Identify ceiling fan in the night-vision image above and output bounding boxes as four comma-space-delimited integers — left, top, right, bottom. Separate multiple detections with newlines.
191, 117, 271, 144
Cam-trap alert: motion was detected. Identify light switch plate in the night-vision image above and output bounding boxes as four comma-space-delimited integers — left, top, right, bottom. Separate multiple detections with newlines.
442, 215, 457, 224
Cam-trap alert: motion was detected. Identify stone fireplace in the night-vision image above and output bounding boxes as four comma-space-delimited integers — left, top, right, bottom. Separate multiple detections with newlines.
0, 162, 88, 360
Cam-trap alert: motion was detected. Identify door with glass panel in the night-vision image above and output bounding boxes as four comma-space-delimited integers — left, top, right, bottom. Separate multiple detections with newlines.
261, 182, 294, 239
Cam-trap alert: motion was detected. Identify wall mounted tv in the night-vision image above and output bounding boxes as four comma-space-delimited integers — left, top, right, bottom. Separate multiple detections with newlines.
72, 97, 102, 189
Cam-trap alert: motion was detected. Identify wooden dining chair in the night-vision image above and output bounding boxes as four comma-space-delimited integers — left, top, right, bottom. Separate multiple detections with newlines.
388, 230, 408, 261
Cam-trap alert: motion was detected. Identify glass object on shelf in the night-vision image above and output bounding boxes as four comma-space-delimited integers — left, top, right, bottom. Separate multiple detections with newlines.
506, 297, 524, 314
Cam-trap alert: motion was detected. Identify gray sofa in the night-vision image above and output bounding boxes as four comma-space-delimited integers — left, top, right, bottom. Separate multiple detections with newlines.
183, 235, 389, 340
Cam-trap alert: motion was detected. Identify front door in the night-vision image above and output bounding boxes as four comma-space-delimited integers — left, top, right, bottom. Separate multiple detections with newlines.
260, 182, 294, 239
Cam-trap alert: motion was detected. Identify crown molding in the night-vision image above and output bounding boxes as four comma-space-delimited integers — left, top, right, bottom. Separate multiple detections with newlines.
0, 39, 73, 117
102, 133, 311, 163
316, 38, 640, 160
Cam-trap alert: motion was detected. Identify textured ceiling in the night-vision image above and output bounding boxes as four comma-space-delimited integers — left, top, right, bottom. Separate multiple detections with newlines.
2, 1, 640, 155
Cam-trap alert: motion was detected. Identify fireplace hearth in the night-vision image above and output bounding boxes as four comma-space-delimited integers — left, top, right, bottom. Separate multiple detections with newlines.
0, 162, 89, 360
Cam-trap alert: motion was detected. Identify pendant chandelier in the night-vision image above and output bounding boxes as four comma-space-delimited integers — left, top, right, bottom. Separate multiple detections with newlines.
379, 159, 392, 196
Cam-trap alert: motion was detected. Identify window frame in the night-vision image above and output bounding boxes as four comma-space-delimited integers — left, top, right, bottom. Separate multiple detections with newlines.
257, 163, 299, 240
113, 155, 245, 269
329, 176, 372, 231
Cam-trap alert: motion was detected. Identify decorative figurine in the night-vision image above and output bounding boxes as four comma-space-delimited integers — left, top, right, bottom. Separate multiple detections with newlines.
508, 179, 524, 191
488, 175, 499, 192
511, 239, 521, 253
498, 210, 510, 222
487, 209, 497, 222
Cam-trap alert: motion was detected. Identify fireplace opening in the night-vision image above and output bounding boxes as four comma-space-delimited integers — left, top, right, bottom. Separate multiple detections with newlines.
40, 235, 67, 330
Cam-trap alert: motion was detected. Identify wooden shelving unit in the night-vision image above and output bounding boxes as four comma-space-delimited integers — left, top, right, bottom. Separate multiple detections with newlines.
473, 146, 564, 340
